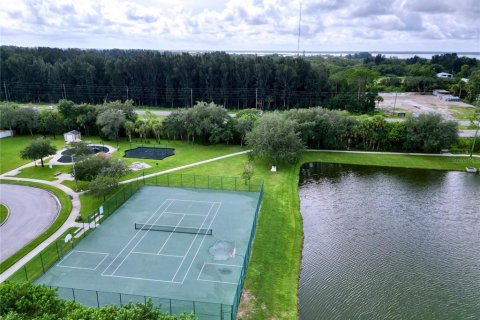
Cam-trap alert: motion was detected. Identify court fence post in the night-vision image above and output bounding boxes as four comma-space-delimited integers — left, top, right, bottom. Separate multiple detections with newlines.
55, 241, 60, 259
208, 176, 210, 189
234, 178, 237, 191
169, 299, 172, 314
119, 293, 123, 307
96, 290, 100, 308
23, 266, 28, 281
193, 301, 196, 316
167, 174, 170, 186
221, 176, 223, 189
72, 288, 76, 302
40, 253, 45, 273
181, 174, 183, 187
144, 296, 147, 305
194, 175, 196, 188
155, 175, 157, 185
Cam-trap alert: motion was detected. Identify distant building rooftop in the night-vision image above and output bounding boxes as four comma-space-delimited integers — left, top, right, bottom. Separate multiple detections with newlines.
436, 72, 453, 78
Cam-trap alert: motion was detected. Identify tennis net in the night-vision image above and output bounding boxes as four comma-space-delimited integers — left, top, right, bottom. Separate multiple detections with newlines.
134, 223, 213, 235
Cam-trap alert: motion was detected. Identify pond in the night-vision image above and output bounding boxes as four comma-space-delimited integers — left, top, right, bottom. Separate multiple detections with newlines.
299, 163, 480, 320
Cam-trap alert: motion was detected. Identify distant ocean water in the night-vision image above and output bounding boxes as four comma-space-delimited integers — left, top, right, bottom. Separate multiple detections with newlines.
183, 50, 480, 59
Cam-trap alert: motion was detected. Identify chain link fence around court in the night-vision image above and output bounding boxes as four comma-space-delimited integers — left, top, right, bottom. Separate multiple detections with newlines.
7, 174, 264, 320
144, 173, 263, 192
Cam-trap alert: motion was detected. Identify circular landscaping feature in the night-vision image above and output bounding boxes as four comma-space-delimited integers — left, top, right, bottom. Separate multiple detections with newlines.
0, 203, 9, 226
58, 145, 110, 163
124, 147, 175, 160
0, 184, 60, 263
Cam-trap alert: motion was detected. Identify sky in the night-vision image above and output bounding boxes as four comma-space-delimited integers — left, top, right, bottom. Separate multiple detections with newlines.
1, 0, 479, 52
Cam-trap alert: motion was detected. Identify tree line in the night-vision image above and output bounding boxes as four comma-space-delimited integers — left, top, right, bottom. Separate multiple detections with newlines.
1, 46, 378, 113
1, 100, 459, 156
313, 52, 480, 101
245, 109, 458, 166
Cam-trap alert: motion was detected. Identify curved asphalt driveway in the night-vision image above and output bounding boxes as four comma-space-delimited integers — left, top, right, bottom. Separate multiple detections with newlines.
0, 184, 60, 263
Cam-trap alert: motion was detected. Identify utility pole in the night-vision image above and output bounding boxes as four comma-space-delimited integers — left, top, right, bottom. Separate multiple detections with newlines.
255, 88, 258, 109
297, 2, 302, 56
3, 82, 8, 102
71, 154, 78, 192
126, 86, 129, 100
190, 88, 193, 107
62, 84, 67, 99
471, 119, 479, 158
393, 92, 398, 113
471, 97, 480, 158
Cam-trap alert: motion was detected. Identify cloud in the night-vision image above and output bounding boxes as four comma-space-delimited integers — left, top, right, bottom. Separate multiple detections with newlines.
0, 0, 478, 51
402, 0, 452, 14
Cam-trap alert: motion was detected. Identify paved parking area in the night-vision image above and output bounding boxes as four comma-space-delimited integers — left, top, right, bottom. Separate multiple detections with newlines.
0, 184, 59, 262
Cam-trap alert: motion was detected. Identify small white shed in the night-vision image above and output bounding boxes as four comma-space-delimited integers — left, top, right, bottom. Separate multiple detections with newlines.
64, 130, 81, 142
0, 130, 13, 139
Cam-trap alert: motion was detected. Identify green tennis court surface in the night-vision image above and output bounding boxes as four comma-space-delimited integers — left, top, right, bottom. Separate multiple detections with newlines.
35, 185, 261, 319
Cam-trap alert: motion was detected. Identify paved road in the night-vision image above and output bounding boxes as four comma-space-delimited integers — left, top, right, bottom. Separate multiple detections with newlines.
0, 184, 60, 262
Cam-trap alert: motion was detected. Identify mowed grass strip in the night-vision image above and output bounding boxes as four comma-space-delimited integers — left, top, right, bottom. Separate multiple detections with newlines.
165, 151, 476, 319
0, 180, 72, 273
7, 227, 79, 283
0, 135, 66, 174
15, 165, 72, 181
0, 203, 9, 224
303, 151, 480, 171
83, 137, 245, 181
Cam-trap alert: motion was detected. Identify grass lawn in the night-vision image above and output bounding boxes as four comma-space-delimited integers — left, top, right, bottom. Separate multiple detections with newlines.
61, 179, 90, 192
158, 150, 479, 319
449, 106, 478, 120
0, 180, 72, 273
83, 137, 245, 181
15, 165, 71, 181
8, 227, 79, 283
4, 140, 478, 318
0, 203, 9, 224
0, 135, 66, 174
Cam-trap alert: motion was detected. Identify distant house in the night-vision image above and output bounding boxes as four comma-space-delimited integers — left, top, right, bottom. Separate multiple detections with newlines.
440, 95, 461, 102
64, 130, 81, 142
461, 78, 469, 83
436, 72, 453, 78
433, 89, 449, 96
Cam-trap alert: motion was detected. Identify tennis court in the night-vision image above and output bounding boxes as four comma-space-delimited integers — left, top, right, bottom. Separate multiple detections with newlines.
35, 184, 262, 319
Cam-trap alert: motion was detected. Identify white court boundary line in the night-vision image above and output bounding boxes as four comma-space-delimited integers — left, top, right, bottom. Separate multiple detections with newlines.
57, 250, 109, 271
162, 211, 208, 217
108, 200, 176, 276
132, 251, 184, 258
101, 199, 173, 276
168, 202, 216, 280
174, 202, 222, 284
156, 214, 186, 254
196, 263, 242, 285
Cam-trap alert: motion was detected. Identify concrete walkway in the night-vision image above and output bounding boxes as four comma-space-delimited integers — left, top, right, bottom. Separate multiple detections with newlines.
1, 147, 476, 281
306, 149, 480, 158
0, 150, 251, 281
0, 172, 81, 281
119, 150, 251, 184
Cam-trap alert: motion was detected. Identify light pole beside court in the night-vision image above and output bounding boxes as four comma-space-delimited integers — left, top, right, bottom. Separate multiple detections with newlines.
68, 154, 78, 192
